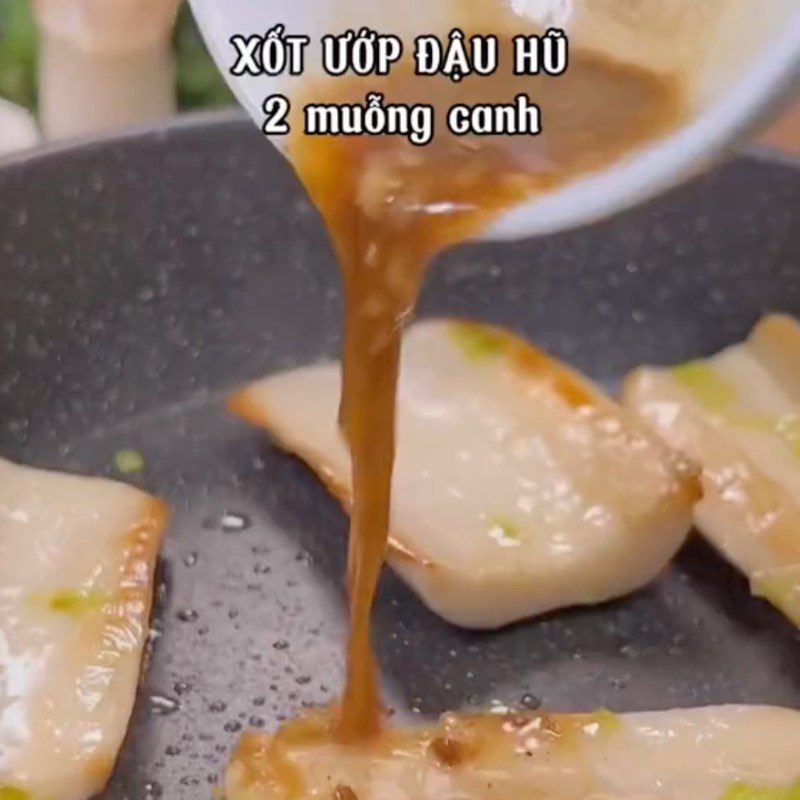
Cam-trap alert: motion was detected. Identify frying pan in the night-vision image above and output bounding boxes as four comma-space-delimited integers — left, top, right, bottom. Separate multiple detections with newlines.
0, 114, 798, 798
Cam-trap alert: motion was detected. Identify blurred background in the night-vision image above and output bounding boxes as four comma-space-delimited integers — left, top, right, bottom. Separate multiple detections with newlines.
0, 0, 233, 152
0, 0, 232, 114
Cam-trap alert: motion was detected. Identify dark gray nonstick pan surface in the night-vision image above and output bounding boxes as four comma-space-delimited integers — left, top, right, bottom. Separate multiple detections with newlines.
0, 116, 799, 798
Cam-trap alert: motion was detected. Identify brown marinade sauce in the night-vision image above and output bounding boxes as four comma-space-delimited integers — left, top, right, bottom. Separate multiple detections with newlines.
287, 33, 684, 743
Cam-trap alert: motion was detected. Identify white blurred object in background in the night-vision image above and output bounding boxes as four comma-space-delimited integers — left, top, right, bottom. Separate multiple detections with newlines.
33, 0, 182, 140
0, 98, 40, 156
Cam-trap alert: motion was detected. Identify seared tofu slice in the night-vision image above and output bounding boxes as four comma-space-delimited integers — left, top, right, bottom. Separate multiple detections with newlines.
226, 705, 800, 800
0, 457, 168, 800
229, 319, 698, 629
623, 314, 800, 627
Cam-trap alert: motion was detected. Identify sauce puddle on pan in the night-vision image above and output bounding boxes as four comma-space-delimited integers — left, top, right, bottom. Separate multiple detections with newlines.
278, 29, 685, 748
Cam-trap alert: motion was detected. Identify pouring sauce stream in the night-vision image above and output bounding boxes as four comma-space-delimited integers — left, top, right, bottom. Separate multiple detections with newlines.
288, 32, 684, 743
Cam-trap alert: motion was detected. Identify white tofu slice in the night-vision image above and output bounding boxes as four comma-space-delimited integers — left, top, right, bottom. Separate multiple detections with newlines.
225, 705, 800, 800
623, 314, 800, 627
0, 457, 168, 800
229, 319, 698, 629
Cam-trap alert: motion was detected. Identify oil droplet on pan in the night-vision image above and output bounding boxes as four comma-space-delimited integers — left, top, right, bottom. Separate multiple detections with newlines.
520, 693, 541, 710
150, 694, 181, 716
144, 781, 163, 799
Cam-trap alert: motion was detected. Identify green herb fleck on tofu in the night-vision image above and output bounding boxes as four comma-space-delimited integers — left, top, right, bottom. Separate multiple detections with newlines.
591, 707, 622, 733
776, 415, 800, 460
450, 323, 505, 363
487, 516, 520, 547
47, 590, 108, 616
0, 786, 32, 800
720, 779, 800, 800
671, 361, 736, 411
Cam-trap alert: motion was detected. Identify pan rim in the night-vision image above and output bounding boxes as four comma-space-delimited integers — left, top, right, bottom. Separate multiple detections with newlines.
0, 108, 246, 171
1, 109, 800, 178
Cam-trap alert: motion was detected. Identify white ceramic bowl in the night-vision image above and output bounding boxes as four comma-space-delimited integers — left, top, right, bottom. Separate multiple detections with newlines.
189, 0, 800, 240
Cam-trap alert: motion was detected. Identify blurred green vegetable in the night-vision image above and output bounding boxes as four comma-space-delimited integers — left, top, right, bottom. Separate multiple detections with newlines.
174, 4, 234, 110
0, 0, 37, 110
0, 0, 233, 114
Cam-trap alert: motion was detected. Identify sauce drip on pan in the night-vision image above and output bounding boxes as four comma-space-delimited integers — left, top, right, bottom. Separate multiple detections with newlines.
288, 34, 684, 743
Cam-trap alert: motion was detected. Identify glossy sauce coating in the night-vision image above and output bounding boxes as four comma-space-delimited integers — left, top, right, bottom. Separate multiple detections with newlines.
288, 33, 685, 742
225, 706, 800, 800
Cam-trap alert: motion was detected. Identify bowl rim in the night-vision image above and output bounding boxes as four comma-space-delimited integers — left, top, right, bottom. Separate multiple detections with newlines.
0, 107, 246, 171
